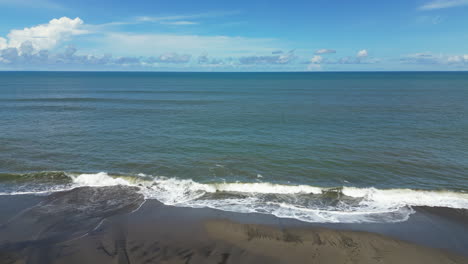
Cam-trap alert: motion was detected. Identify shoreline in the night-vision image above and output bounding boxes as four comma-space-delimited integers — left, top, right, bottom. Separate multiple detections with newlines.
1, 186, 468, 263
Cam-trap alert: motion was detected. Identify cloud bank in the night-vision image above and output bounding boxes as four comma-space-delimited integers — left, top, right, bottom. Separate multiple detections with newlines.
1, 16, 466, 71
401, 53, 468, 65
314, 49, 336, 55
308, 49, 376, 66
239, 50, 296, 65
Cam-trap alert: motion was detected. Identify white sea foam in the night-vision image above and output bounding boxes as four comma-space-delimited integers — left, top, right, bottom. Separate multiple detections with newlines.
137, 175, 468, 223
0, 183, 76, 196
144, 177, 215, 205
69, 172, 133, 187
0, 188, 73, 196
211, 182, 323, 194
342, 187, 468, 209
4, 172, 468, 223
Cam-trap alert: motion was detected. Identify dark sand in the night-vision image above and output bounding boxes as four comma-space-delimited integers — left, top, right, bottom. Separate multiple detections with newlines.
1, 186, 467, 264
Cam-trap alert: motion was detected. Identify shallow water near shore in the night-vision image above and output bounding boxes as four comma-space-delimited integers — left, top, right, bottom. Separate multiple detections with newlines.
1, 72, 467, 224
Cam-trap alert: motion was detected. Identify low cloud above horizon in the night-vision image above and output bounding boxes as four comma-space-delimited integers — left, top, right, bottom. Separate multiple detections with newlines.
0, 0, 467, 71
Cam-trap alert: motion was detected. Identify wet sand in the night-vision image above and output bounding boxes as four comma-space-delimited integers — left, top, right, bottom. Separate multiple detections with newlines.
1, 186, 467, 264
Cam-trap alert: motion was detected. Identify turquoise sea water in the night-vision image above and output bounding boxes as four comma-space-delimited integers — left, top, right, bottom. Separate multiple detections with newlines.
1, 72, 467, 223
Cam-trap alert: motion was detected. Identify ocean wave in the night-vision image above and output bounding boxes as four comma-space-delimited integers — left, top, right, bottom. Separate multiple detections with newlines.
1, 171, 468, 223
0, 171, 71, 182
69, 172, 136, 187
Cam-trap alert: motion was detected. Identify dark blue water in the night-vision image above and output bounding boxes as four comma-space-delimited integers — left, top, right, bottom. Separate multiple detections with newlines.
1, 72, 467, 223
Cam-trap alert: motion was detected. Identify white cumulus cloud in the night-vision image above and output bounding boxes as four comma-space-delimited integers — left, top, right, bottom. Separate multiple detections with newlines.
310, 55, 323, 64
4, 17, 87, 52
357, 49, 368, 58
0, 37, 7, 50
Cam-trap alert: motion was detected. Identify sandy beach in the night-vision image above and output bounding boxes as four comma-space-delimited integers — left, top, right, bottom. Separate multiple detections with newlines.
1, 186, 467, 264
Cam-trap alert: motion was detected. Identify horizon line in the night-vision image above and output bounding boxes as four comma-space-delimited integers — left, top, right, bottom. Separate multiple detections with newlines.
1, 70, 468, 73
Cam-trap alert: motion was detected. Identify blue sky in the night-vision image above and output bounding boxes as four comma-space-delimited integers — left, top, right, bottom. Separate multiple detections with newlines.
0, 0, 467, 71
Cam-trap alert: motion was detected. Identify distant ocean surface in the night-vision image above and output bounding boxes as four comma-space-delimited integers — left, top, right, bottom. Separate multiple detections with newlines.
1, 72, 467, 223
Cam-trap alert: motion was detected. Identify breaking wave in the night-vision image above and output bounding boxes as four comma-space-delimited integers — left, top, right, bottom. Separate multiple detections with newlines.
1, 171, 468, 223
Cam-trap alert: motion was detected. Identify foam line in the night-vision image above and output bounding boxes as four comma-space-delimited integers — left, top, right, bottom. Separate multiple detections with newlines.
3, 172, 468, 223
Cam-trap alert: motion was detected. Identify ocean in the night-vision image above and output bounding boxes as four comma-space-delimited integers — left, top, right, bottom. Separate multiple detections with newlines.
1, 71, 467, 223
